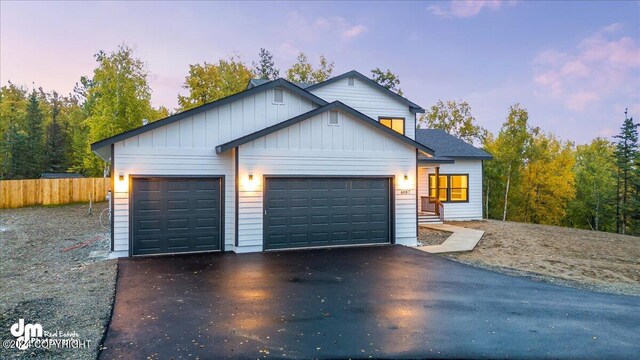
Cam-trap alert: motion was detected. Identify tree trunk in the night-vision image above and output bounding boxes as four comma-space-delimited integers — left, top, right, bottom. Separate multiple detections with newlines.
503, 164, 511, 221
616, 168, 620, 233
622, 167, 627, 235
594, 180, 599, 232
485, 184, 490, 219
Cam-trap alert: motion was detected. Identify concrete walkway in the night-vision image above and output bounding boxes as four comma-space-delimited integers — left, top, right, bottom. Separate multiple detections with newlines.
416, 223, 484, 253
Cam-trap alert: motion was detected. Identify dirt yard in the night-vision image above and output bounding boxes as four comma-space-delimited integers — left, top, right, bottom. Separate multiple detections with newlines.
0, 203, 117, 360
442, 220, 640, 296
417, 227, 450, 246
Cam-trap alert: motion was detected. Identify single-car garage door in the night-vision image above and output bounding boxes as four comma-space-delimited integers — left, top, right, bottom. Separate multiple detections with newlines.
131, 177, 222, 256
264, 177, 392, 250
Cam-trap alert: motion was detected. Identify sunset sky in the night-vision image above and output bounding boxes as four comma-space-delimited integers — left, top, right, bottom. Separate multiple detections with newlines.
1, 1, 639, 143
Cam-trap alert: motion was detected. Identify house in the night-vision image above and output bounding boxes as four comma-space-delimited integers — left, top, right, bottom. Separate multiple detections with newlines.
91, 70, 491, 257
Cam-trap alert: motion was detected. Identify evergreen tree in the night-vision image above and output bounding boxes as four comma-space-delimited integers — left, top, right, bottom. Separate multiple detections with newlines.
44, 91, 68, 172
7, 123, 29, 179
22, 90, 46, 178
614, 109, 639, 235
0, 82, 28, 179
253, 48, 279, 80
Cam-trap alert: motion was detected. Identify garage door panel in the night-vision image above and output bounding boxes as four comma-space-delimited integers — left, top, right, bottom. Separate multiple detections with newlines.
132, 178, 222, 256
264, 177, 391, 250
350, 180, 368, 190
290, 198, 309, 208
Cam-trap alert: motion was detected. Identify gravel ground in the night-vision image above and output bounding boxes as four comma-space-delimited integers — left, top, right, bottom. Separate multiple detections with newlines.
0, 203, 117, 360
417, 227, 451, 246
443, 220, 640, 296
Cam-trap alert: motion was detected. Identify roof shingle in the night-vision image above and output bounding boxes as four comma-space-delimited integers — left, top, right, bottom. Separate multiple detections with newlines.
415, 129, 492, 160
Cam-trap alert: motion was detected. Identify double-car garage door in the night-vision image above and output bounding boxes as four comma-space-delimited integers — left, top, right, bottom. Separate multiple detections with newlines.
130, 176, 392, 255
263, 177, 392, 250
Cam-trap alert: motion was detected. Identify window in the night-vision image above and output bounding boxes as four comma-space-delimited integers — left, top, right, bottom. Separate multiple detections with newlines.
328, 111, 339, 126
429, 175, 448, 201
379, 117, 405, 134
273, 88, 284, 103
348, 77, 355, 86
428, 174, 468, 202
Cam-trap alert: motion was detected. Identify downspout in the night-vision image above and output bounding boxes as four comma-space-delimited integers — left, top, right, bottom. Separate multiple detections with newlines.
234, 147, 239, 248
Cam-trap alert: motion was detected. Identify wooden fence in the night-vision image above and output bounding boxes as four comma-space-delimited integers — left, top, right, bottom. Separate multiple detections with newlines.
0, 178, 111, 209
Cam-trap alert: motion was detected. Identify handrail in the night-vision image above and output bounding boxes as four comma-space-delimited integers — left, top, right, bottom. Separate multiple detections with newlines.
421, 196, 444, 220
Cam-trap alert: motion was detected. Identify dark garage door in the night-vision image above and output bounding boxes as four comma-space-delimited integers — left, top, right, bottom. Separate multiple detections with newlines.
264, 177, 391, 250
131, 177, 222, 256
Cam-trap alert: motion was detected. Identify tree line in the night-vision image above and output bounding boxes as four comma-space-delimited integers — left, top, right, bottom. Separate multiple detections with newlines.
0, 45, 397, 178
1, 44, 638, 235
421, 101, 639, 236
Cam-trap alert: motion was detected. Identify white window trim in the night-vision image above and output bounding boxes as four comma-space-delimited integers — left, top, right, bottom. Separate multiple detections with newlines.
328, 111, 340, 126
272, 88, 284, 105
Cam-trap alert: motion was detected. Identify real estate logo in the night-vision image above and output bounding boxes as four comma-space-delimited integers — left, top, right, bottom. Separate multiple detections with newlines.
10, 319, 43, 350
3, 318, 91, 351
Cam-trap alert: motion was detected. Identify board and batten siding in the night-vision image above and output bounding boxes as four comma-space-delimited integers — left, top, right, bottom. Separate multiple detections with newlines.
308, 77, 417, 140
418, 160, 483, 220
236, 109, 418, 253
111, 88, 316, 254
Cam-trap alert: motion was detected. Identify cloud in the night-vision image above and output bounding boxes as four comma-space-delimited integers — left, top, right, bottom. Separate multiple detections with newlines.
276, 12, 368, 60
342, 25, 368, 40
427, 0, 507, 19
313, 15, 368, 40
533, 23, 640, 112
283, 12, 367, 42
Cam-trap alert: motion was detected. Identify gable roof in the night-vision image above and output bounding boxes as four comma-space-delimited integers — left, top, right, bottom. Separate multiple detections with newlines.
91, 79, 328, 153
247, 78, 313, 89
216, 101, 435, 155
415, 129, 492, 160
305, 70, 425, 113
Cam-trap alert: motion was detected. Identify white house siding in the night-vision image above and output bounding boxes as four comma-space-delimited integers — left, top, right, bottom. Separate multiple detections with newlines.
421, 160, 483, 220
417, 166, 430, 204
111, 88, 316, 254
236, 109, 418, 253
309, 77, 417, 140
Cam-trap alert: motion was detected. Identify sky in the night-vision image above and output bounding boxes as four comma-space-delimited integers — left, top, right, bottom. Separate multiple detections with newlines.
1, 0, 639, 144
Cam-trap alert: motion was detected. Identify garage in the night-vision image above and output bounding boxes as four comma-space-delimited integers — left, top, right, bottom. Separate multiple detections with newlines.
131, 177, 223, 256
263, 177, 392, 250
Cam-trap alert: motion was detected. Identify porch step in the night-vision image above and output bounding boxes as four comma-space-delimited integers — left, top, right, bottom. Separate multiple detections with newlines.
418, 214, 443, 224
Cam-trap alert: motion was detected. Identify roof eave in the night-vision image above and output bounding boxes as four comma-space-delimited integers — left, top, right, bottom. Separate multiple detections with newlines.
308, 70, 425, 114
418, 158, 456, 164
447, 155, 494, 160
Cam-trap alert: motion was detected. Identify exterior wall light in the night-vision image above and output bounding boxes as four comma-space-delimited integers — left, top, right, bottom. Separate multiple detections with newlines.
399, 173, 412, 191
115, 172, 128, 193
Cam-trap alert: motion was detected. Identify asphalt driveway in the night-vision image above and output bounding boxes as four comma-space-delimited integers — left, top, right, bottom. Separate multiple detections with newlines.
100, 246, 640, 359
